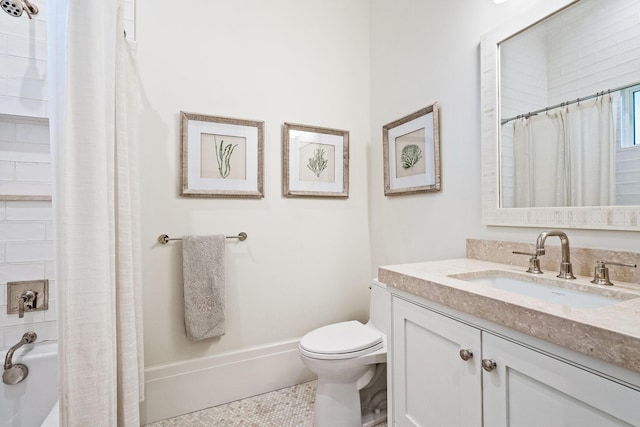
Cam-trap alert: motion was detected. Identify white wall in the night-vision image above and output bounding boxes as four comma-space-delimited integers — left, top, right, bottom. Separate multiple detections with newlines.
369, 0, 524, 271
368, 0, 640, 276
137, 0, 372, 366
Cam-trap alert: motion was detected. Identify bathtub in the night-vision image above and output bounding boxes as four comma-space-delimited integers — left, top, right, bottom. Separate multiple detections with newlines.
1, 341, 58, 427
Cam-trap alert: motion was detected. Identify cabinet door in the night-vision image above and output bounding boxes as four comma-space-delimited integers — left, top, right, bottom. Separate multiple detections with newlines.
392, 297, 482, 427
482, 332, 640, 427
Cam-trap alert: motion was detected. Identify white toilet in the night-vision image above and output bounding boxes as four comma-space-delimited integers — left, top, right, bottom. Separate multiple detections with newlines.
299, 279, 390, 427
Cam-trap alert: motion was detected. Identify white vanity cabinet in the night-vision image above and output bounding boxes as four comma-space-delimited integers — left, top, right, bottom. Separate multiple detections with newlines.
392, 295, 482, 426
392, 296, 640, 427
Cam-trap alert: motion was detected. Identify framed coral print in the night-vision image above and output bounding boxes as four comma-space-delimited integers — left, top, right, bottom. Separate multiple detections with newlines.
180, 112, 264, 198
383, 103, 441, 196
282, 122, 349, 198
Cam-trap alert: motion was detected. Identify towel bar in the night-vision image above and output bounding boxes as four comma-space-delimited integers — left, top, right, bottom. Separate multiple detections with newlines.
158, 232, 247, 244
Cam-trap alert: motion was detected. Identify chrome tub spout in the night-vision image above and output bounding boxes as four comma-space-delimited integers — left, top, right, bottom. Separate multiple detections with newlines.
3, 331, 37, 385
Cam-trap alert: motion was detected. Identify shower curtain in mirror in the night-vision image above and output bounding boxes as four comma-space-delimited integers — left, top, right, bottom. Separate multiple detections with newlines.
48, 1, 144, 425
512, 96, 615, 207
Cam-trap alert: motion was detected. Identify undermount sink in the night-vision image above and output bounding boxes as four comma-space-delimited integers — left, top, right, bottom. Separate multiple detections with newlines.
451, 271, 633, 309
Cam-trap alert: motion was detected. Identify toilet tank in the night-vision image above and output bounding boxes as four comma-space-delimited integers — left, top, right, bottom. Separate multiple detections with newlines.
369, 279, 390, 337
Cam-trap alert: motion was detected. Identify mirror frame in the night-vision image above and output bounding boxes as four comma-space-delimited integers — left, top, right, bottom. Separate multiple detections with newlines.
480, 0, 640, 231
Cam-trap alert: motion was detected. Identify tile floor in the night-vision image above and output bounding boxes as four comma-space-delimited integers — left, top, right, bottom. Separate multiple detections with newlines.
144, 380, 388, 427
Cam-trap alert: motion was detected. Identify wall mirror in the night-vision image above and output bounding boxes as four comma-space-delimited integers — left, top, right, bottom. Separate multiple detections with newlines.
481, 0, 640, 230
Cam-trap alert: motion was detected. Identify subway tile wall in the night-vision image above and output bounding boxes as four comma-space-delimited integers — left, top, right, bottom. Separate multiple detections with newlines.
0, 200, 56, 347
0, 0, 48, 118
501, 0, 640, 126
124, 0, 136, 40
0, 0, 135, 118
499, 0, 640, 207
546, 0, 640, 104
499, 29, 548, 208
501, 0, 640, 122
0, 1, 135, 348
0, 116, 51, 199
0, 0, 53, 344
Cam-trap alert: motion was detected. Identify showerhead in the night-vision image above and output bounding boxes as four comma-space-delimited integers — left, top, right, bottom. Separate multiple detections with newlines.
1, 0, 38, 19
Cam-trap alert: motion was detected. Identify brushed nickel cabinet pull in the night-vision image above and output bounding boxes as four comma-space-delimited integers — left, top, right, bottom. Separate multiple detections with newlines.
459, 349, 474, 361
482, 359, 497, 372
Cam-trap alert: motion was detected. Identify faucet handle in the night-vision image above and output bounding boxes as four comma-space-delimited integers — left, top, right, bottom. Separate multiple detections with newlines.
591, 261, 637, 286
512, 251, 543, 274
17, 290, 36, 319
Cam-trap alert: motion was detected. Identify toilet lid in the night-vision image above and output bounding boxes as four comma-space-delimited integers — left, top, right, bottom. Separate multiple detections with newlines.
299, 321, 383, 358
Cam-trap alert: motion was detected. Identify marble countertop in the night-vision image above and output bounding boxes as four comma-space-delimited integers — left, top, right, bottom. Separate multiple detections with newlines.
378, 258, 640, 374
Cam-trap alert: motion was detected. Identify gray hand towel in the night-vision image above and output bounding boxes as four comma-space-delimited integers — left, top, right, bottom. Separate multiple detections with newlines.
182, 234, 226, 340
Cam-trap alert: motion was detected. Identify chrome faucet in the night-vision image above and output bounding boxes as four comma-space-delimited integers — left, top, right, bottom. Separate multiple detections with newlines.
535, 230, 576, 279
2, 331, 37, 385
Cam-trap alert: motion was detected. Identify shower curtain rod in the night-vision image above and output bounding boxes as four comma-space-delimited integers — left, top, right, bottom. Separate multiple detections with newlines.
500, 80, 640, 125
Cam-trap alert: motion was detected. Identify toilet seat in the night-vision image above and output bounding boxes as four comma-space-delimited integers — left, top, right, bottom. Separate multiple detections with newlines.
299, 320, 384, 360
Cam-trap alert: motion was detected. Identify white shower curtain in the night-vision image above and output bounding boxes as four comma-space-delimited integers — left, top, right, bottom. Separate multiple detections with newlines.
512, 96, 615, 207
513, 112, 566, 207
559, 96, 616, 206
49, 1, 144, 425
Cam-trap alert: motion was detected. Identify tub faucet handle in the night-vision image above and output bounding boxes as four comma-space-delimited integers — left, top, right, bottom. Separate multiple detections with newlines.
17, 290, 36, 318
6, 280, 48, 317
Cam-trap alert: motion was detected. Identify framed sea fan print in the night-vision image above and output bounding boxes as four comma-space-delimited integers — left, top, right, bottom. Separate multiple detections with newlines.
282, 122, 349, 198
180, 112, 264, 198
383, 103, 441, 196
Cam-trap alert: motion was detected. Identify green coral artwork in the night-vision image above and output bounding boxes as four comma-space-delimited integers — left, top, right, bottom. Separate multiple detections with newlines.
307, 148, 329, 178
401, 144, 423, 170
215, 139, 238, 179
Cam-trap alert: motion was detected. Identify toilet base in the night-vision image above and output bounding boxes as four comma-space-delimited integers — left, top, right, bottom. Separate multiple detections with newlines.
314, 379, 363, 427
313, 382, 388, 427
362, 408, 387, 427
312, 363, 387, 427
360, 364, 387, 427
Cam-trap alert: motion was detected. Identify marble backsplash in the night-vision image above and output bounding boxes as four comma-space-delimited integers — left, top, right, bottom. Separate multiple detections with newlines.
467, 239, 640, 285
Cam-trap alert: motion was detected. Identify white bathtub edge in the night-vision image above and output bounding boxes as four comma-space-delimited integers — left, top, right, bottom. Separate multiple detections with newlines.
41, 401, 59, 427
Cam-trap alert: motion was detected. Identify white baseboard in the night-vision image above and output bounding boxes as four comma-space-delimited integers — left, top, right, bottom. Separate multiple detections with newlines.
139, 339, 315, 424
